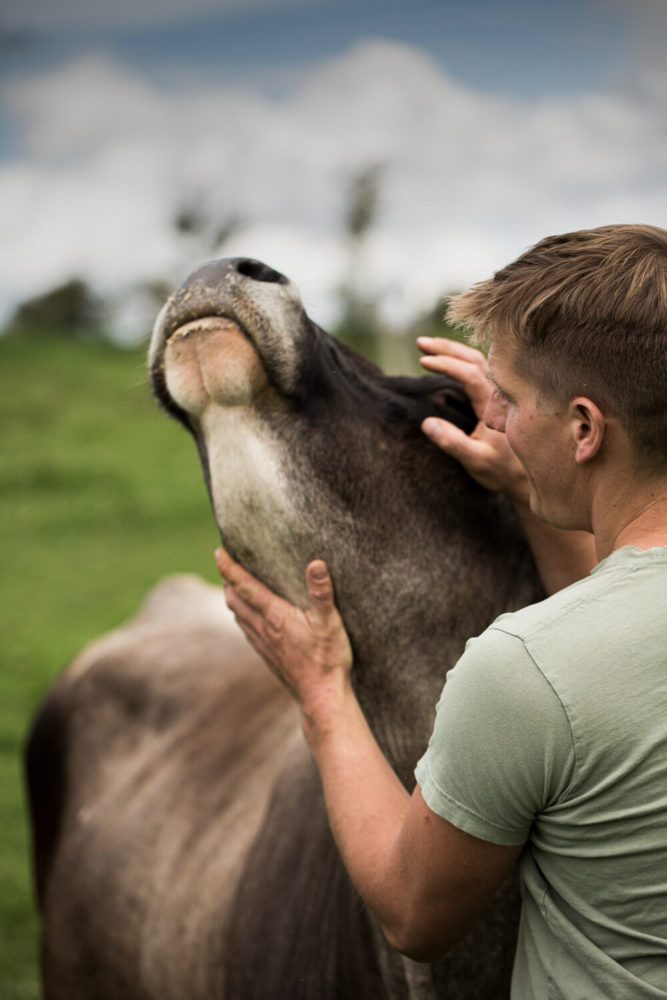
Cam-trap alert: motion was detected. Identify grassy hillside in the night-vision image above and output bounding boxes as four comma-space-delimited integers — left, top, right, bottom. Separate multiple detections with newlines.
0, 332, 219, 998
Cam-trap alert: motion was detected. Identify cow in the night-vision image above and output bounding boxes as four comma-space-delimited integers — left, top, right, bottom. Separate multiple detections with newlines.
26, 257, 543, 999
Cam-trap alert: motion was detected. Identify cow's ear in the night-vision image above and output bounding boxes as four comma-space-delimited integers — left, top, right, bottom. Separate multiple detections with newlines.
428, 387, 477, 435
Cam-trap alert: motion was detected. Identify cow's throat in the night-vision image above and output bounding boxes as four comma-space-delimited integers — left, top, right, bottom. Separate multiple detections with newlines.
200, 405, 310, 607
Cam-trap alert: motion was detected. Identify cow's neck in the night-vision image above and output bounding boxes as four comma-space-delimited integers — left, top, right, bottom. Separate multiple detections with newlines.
199, 401, 539, 778
200, 405, 316, 605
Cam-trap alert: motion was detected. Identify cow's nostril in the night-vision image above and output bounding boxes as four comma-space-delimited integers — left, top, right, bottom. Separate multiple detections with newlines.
235, 259, 289, 285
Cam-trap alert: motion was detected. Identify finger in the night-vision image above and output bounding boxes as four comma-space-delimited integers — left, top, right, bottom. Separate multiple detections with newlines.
223, 583, 269, 637
422, 417, 493, 469
419, 352, 485, 384
215, 547, 278, 615
419, 354, 491, 416
422, 416, 469, 452
224, 592, 292, 683
215, 545, 241, 583
305, 560, 336, 623
416, 336, 485, 367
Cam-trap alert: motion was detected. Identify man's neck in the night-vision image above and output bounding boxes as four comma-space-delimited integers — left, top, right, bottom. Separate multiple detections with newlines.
592, 480, 667, 561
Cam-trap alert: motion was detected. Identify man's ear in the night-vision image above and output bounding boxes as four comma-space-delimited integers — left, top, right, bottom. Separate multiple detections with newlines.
569, 397, 606, 465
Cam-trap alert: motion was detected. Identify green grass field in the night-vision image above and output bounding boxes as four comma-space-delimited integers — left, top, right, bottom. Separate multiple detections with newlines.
0, 332, 220, 998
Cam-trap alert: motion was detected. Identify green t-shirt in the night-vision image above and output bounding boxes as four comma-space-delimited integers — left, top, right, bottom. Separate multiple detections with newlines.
415, 546, 667, 999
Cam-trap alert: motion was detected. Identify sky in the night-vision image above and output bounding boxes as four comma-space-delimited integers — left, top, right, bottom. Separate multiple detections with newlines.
1, 0, 666, 339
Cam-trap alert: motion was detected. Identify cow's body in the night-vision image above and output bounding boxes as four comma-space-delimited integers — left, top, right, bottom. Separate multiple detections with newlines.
27, 258, 543, 998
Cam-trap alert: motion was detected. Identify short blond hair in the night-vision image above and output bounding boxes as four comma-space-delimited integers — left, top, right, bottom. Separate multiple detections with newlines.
447, 224, 667, 469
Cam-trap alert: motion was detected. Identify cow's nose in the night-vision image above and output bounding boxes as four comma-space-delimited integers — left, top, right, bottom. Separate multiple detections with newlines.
234, 259, 289, 285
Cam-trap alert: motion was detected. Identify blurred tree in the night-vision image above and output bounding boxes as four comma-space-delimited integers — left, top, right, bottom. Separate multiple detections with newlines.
121, 196, 242, 344
141, 278, 173, 305
173, 192, 241, 260
334, 164, 384, 361
373, 292, 472, 377
345, 164, 382, 241
408, 293, 469, 346
11, 278, 104, 337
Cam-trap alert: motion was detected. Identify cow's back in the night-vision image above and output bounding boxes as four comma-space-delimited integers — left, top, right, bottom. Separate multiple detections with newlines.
26, 576, 300, 1000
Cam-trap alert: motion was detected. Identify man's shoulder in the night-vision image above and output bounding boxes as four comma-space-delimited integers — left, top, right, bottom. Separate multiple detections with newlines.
490, 544, 667, 647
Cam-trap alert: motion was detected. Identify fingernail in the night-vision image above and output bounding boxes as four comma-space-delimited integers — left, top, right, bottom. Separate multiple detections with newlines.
422, 418, 439, 437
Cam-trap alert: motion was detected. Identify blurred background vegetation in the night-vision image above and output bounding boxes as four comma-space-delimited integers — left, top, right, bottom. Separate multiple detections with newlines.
0, 168, 467, 999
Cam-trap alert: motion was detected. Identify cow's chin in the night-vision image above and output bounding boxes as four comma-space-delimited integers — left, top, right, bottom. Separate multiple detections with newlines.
163, 319, 268, 415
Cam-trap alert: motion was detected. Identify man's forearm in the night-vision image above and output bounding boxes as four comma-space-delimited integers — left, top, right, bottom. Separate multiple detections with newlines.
302, 684, 523, 962
302, 684, 412, 937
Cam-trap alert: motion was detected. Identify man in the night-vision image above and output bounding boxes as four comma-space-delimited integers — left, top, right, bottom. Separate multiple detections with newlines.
216, 224, 667, 998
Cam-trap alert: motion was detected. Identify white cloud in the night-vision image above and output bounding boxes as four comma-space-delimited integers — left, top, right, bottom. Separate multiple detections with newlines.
1, 38, 666, 338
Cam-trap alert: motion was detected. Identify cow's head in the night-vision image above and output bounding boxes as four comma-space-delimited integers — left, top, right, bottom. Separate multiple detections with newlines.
149, 258, 479, 599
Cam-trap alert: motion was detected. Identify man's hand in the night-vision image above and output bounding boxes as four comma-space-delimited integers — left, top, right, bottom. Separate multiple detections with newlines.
418, 336, 597, 593
418, 336, 529, 505
215, 548, 353, 722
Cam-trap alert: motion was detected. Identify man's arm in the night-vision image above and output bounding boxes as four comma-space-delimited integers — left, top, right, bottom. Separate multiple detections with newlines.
418, 336, 597, 594
216, 550, 523, 960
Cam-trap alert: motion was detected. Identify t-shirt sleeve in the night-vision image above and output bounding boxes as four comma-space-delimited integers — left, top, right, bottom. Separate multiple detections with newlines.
414, 626, 575, 846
